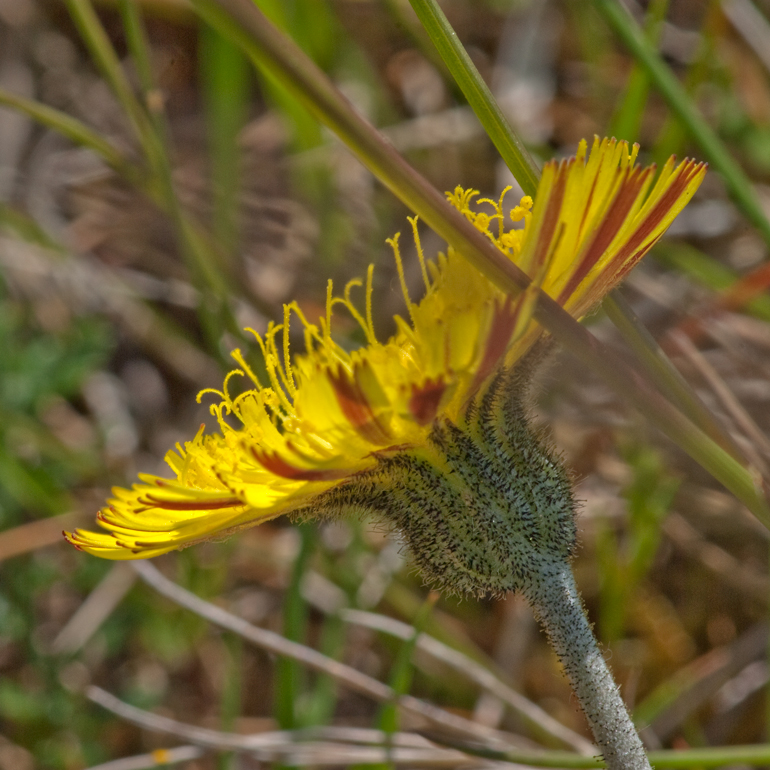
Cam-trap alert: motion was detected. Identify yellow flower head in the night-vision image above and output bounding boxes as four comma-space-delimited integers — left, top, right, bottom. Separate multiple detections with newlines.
66, 137, 705, 562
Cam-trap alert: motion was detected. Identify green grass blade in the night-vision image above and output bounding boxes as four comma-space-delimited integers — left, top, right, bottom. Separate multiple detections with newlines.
407, 0, 540, 197
275, 526, 315, 731
0, 88, 132, 177
407, 0, 751, 470
374, 593, 438, 770
201, 24, 250, 256
607, 0, 669, 142
602, 293, 745, 462
432, 737, 770, 768
117, 0, 246, 356
377, 593, 437, 735
299, 613, 344, 727
592, 0, 770, 249
64, 0, 156, 158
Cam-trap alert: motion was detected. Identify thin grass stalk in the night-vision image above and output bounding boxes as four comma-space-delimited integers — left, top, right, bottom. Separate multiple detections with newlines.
591, 0, 770, 249
0, 88, 133, 178
434, 735, 770, 768
275, 526, 315, 732
607, 0, 670, 142
192, 0, 768, 522
299, 612, 345, 727
602, 292, 744, 461
64, 0, 159, 167
117, 0, 244, 355
201, 25, 250, 257
375, 592, 438, 767
406, 0, 540, 197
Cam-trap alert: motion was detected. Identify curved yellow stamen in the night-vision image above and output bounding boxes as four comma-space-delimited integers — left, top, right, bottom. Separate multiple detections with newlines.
282, 300, 325, 354
325, 279, 334, 345
210, 401, 233, 434
331, 278, 376, 345
387, 233, 416, 326
196, 388, 225, 404
365, 263, 377, 345
247, 327, 294, 416
222, 369, 245, 409
282, 305, 297, 398
265, 322, 295, 408
408, 216, 431, 292
230, 349, 263, 390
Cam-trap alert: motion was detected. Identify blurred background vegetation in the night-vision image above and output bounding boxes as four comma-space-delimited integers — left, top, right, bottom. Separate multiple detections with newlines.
1, 0, 770, 767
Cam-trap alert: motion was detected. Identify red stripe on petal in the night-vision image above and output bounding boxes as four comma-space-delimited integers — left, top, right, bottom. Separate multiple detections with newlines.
469, 295, 522, 395
557, 165, 653, 305
606, 161, 704, 272
576, 152, 609, 238
409, 378, 446, 426
531, 160, 570, 274
572, 162, 703, 312
587, 239, 659, 306
250, 446, 350, 481
136, 495, 244, 511
328, 365, 392, 445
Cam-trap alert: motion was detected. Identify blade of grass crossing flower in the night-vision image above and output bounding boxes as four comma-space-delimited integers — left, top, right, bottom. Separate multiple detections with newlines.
196, 0, 768, 523
603, 293, 745, 461
607, 0, 669, 142
405, 0, 756, 481
591, 0, 770, 249
407, 0, 540, 198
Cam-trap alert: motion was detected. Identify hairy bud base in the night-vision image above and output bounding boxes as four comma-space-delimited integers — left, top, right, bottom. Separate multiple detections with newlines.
303, 367, 577, 598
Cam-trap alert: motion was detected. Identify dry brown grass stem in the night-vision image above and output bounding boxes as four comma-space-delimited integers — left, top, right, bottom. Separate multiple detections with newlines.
132, 561, 520, 746
86, 686, 497, 766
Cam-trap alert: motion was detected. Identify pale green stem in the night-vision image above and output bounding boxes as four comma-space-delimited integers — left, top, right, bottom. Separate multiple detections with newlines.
526, 561, 651, 770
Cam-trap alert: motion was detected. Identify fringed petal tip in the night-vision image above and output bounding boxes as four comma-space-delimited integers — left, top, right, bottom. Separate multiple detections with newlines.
63, 528, 177, 560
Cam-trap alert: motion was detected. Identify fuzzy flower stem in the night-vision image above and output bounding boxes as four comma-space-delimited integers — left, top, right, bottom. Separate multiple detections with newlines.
527, 562, 651, 770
